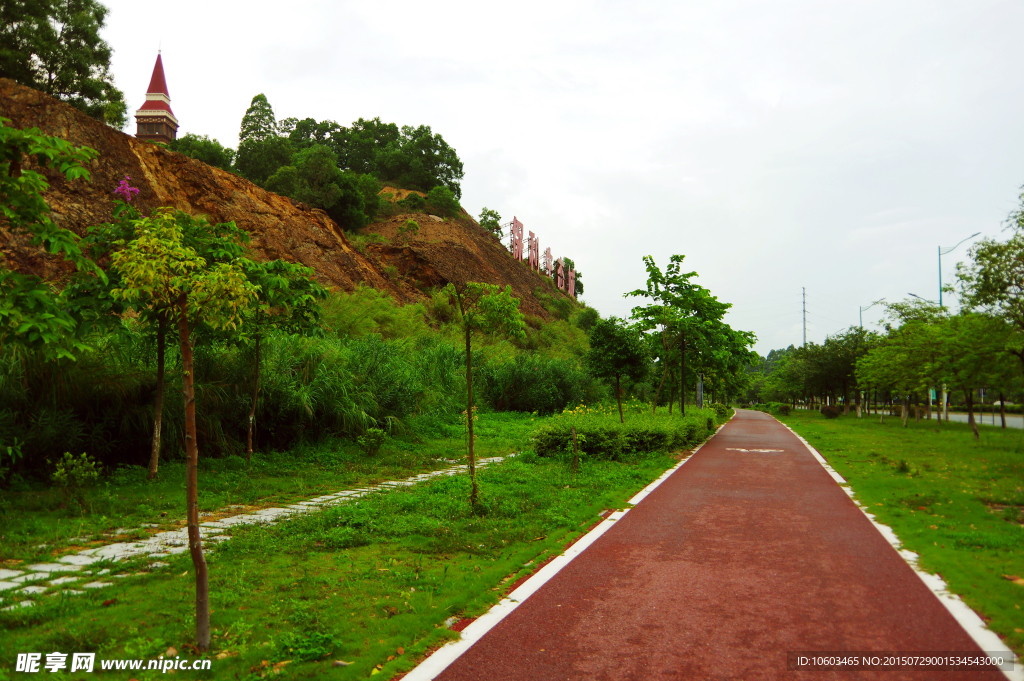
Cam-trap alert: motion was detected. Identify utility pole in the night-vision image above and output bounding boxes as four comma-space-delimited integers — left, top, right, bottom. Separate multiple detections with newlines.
802, 287, 807, 348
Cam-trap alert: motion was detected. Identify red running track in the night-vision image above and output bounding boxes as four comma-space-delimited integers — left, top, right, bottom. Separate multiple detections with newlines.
434, 409, 1004, 680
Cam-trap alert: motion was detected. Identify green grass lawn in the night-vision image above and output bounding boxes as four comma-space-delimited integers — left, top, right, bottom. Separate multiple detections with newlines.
0, 413, 538, 566
0, 409, 715, 680
778, 409, 1024, 656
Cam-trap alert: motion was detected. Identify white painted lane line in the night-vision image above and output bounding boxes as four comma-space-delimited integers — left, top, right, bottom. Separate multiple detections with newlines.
404, 422, 730, 681
779, 419, 1021, 681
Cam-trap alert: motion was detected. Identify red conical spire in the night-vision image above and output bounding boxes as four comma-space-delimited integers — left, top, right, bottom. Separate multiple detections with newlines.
135, 50, 178, 143
146, 52, 169, 97
137, 51, 175, 117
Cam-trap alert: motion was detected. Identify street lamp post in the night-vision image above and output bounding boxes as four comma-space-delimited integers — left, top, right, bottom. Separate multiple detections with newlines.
938, 232, 980, 307
909, 293, 941, 420
860, 299, 884, 328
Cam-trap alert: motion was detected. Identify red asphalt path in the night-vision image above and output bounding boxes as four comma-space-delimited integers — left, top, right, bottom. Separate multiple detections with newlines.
434, 410, 1005, 680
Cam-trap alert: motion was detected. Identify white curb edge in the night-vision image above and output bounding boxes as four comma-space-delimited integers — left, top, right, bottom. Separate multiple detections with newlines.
780, 420, 1022, 681
402, 422, 728, 681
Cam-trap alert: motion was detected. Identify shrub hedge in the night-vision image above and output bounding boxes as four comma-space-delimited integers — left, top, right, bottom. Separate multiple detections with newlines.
531, 404, 720, 460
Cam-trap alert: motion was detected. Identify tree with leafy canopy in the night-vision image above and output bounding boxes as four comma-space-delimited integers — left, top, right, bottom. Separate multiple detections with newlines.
169, 133, 235, 171
78, 182, 258, 479
563, 257, 584, 295
0, 0, 127, 127
443, 281, 525, 505
957, 192, 1024, 375
0, 118, 102, 360
239, 259, 326, 459
585, 317, 650, 423
626, 255, 734, 415
110, 208, 257, 651
236, 94, 292, 185
478, 207, 502, 238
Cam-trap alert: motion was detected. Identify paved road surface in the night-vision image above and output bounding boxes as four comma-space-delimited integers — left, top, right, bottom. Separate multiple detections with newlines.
433, 410, 1004, 680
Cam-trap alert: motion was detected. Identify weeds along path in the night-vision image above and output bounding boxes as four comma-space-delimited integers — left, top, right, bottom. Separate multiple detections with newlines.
411, 410, 1013, 681
0, 456, 508, 611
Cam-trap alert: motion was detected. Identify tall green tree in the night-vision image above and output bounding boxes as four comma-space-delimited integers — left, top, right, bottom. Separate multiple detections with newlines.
0, 0, 127, 127
236, 94, 291, 185
585, 317, 650, 423
111, 208, 257, 651
443, 281, 525, 505
626, 255, 736, 415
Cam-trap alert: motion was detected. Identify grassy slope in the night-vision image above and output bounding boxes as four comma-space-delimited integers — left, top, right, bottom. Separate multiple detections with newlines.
0, 410, 720, 680
778, 409, 1024, 656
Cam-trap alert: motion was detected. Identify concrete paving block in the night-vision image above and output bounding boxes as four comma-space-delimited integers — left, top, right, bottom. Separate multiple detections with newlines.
0, 581, 19, 592
48, 576, 81, 586
13, 573, 50, 583
59, 590, 84, 596
96, 569, 110, 576
162, 546, 188, 555
148, 562, 169, 569
58, 554, 102, 566
25, 563, 81, 573
1, 600, 34, 611
200, 521, 231, 529
19, 585, 47, 594
82, 581, 112, 589
0, 569, 23, 580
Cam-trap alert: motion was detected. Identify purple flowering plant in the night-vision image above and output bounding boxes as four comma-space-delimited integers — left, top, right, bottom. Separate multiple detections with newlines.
113, 175, 140, 203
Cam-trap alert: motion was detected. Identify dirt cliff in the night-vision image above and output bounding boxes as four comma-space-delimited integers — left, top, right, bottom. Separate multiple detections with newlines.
0, 79, 569, 319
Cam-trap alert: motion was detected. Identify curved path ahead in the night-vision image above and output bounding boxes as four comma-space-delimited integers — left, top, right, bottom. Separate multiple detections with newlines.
425, 410, 1007, 680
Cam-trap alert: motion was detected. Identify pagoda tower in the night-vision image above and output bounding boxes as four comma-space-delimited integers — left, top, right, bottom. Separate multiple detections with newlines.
135, 52, 178, 144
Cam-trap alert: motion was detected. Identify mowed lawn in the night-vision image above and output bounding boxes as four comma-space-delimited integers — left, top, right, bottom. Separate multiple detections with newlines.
779, 409, 1024, 656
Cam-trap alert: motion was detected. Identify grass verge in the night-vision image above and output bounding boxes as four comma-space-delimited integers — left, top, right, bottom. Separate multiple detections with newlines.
778, 409, 1024, 656
0, 413, 536, 566
0, 409, 722, 679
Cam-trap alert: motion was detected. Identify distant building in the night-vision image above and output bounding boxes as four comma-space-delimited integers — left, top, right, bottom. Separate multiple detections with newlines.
135, 53, 178, 144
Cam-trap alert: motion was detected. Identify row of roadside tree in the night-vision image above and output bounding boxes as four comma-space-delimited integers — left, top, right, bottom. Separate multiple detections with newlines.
748, 189, 1024, 439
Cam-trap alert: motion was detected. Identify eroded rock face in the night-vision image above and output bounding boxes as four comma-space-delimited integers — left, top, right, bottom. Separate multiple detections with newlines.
0, 78, 570, 318
0, 78, 392, 295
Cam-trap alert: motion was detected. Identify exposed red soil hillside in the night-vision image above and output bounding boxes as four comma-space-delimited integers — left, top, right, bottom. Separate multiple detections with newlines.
0, 79, 572, 319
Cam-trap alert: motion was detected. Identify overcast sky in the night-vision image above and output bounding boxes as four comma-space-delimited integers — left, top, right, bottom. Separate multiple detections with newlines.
102, 0, 1024, 355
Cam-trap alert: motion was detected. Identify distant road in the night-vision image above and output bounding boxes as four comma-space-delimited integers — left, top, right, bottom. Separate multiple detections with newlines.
943, 412, 1024, 429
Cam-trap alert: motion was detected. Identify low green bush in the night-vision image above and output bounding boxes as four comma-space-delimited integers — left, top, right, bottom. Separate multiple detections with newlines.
531, 405, 719, 460
710, 403, 729, 418
821, 405, 839, 419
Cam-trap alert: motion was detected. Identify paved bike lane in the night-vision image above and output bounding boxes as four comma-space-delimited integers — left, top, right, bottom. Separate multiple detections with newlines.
423, 410, 1008, 680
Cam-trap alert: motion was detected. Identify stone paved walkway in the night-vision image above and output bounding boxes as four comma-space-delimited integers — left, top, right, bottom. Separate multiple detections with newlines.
0, 456, 507, 611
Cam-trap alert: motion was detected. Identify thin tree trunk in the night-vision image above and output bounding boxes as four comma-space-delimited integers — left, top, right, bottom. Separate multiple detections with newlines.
902, 395, 909, 427
246, 335, 261, 461
177, 296, 210, 651
927, 391, 932, 420
1000, 391, 1006, 429
652, 365, 669, 415
465, 323, 478, 505
843, 382, 850, 415
616, 373, 624, 424
147, 314, 167, 481
966, 389, 978, 440
680, 337, 686, 417
668, 374, 674, 415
